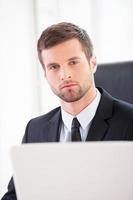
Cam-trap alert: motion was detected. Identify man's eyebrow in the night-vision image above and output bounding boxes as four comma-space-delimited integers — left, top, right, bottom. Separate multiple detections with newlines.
68, 56, 81, 61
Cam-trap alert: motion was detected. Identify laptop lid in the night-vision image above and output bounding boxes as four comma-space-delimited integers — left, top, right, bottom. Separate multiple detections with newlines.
10, 142, 133, 200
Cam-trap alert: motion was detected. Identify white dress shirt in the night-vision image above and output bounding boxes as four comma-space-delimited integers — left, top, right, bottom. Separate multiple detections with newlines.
60, 89, 101, 142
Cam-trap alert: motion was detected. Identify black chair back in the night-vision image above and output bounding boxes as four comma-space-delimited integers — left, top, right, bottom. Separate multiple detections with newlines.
94, 61, 133, 104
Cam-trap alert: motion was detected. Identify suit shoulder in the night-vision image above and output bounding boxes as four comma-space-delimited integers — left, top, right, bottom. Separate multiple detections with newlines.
30, 106, 61, 124
99, 87, 133, 118
110, 99, 133, 130
114, 99, 133, 116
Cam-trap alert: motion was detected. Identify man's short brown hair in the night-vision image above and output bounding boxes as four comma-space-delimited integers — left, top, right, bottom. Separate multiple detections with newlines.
37, 22, 93, 68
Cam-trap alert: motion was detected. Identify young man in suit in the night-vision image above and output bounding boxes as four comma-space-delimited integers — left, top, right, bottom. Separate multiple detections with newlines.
2, 22, 133, 200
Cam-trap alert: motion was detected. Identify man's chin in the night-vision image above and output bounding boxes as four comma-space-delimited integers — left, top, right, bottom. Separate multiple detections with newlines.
52, 88, 85, 102
59, 93, 83, 103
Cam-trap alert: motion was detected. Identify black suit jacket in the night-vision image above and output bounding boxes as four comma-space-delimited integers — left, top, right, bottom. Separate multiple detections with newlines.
2, 88, 133, 200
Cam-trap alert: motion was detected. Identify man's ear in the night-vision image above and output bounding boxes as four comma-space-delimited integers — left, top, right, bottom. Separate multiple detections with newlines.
90, 55, 97, 74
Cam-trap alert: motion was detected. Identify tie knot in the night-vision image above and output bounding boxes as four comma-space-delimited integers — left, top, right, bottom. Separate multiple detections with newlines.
71, 117, 80, 129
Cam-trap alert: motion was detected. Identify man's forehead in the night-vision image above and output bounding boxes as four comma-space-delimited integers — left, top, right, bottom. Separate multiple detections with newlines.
41, 39, 84, 65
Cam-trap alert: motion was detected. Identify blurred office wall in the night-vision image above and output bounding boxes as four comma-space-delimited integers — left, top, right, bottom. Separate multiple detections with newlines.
0, 0, 133, 197
0, 0, 40, 196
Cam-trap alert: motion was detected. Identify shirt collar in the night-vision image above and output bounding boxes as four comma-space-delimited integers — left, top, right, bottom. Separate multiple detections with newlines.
61, 89, 101, 131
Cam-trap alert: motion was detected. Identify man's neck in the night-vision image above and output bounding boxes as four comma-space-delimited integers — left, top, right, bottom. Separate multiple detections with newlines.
61, 87, 97, 116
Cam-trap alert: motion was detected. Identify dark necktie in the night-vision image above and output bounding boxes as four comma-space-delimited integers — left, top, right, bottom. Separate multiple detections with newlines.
71, 117, 81, 141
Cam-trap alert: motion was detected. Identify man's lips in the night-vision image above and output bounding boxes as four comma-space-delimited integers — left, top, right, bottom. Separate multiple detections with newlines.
60, 83, 78, 89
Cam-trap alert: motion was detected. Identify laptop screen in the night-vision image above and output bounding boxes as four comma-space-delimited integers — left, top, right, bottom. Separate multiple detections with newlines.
10, 142, 133, 200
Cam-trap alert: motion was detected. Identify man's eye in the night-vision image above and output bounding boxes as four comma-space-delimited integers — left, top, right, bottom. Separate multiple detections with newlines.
69, 60, 79, 65
49, 65, 59, 70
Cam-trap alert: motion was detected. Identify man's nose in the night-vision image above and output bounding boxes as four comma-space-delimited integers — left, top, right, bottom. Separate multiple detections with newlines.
60, 66, 72, 80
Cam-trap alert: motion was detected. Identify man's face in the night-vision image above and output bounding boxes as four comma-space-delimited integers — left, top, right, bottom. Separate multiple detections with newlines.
41, 38, 97, 103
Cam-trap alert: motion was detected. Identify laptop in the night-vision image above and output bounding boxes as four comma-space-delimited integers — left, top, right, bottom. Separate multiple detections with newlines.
10, 142, 133, 200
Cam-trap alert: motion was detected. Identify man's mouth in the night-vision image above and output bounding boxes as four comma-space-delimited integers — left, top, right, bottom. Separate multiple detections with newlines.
60, 83, 78, 90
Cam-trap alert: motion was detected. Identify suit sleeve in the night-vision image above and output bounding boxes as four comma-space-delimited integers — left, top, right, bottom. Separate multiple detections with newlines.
1, 121, 31, 200
126, 119, 133, 140
1, 178, 17, 200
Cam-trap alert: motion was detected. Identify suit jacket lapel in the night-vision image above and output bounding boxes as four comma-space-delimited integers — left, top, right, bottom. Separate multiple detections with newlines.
86, 88, 114, 141
86, 113, 108, 141
43, 108, 62, 142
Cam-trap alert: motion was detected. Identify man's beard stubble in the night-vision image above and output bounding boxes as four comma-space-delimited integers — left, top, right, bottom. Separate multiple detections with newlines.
51, 84, 90, 103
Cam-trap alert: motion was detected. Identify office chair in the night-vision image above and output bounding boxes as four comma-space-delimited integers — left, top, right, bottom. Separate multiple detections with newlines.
94, 61, 133, 104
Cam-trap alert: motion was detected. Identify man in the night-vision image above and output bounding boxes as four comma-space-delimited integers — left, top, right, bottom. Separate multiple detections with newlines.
2, 22, 133, 200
